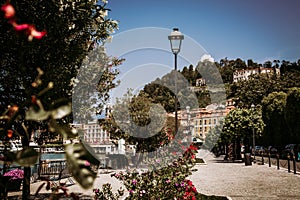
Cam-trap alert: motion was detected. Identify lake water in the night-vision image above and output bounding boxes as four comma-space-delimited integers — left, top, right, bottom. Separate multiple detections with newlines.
41, 153, 65, 160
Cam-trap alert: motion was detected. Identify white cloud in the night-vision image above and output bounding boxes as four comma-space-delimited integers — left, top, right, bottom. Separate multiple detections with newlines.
200, 54, 215, 62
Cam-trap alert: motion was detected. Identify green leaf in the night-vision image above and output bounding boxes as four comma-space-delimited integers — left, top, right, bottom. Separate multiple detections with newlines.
25, 100, 50, 121
50, 103, 72, 119
15, 147, 39, 167
65, 143, 100, 189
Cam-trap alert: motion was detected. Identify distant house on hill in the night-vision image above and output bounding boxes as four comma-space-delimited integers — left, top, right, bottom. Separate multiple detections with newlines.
233, 67, 280, 82
177, 99, 235, 142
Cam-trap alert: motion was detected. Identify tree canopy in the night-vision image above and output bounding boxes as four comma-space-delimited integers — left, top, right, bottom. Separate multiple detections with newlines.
0, 0, 120, 198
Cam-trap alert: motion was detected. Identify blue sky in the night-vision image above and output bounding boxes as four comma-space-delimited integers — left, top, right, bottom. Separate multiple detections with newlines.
107, 0, 300, 63
104, 0, 300, 101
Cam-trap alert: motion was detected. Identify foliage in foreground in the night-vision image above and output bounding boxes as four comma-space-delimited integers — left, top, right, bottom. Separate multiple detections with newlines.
93, 144, 228, 199
0, 0, 121, 199
106, 144, 199, 200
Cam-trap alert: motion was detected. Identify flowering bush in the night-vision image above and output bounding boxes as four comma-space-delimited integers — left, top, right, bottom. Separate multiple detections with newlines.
4, 168, 24, 181
93, 183, 124, 200
111, 144, 198, 199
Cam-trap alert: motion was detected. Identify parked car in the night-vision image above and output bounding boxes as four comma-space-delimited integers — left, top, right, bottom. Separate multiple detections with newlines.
252, 146, 265, 156
280, 144, 300, 160
267, 146, 281, 157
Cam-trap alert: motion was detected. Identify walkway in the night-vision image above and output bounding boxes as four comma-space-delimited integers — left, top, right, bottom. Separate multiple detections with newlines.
8, 150, 300, 199
190, 150, 300, 200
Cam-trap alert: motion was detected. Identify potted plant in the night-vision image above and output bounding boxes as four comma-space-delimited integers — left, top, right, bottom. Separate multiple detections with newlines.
3, 168, 24, 191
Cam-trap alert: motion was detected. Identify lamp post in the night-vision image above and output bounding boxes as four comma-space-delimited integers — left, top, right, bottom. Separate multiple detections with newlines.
168, 28, 184, 134
186, 106, 192, 144
251, 104, 256, 163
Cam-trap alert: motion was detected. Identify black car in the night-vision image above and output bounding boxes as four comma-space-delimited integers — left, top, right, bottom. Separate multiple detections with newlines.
281, 144, 300, 161
267, 146, 282, 157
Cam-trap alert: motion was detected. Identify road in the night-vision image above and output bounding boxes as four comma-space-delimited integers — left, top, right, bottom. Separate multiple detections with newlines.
190, 150, 300, 200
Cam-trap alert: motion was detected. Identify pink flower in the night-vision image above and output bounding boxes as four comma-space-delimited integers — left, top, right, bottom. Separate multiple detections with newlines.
1, 3, 15, 19
132, 179, 137, 185
84, 160, 90, 167
4, 169, 24, 180
166, 179, 171, 183
129, 189, 134, 194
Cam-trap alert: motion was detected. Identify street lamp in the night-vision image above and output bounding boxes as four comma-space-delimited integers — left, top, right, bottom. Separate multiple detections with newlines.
186, 106, 192, 144
251, 104, 256, 163
168, 28, 184, 134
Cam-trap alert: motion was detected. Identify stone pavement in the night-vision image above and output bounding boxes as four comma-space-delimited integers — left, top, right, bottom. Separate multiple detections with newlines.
8, 171, 127, 199
190, 150, 300, 200
8, 150, 300, 199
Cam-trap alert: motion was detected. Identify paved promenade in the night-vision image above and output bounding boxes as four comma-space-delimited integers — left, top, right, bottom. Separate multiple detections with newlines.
8, 150, 300, 199
190, 150, 300, 200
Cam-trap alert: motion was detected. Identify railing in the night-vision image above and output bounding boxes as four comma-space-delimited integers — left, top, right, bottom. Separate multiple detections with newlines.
38, 160, 69, 180
255, 153, 299, 174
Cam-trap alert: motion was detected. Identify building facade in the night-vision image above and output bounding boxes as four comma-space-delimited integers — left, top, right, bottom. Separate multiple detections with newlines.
72, 121, 117, 154
179, 99, 235, 142
233, 67, 280, 82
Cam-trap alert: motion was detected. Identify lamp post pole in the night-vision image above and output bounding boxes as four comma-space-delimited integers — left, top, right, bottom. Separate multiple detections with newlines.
174, 53, 178, 134
252, 125, 256, 163
168, 28, 184, 134
251, 104, 256, 163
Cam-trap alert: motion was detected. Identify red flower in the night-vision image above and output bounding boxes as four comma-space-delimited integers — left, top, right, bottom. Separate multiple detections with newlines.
31, 95, 37, 104
189, 144, 198, 151
8, 105, 19, 117
7, 130, 13, 138
28, 25, 47, 40
1, 3, 46, 40
13, 23, 30, 31
1, 3, 15, 19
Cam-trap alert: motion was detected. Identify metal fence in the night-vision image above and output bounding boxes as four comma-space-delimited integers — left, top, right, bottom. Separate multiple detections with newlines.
255, 154, 300, 174
37, 160, 69, 180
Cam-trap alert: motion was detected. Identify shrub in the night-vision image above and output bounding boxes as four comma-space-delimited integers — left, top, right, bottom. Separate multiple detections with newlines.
3, 168, 24, 181
111, 144, 198, 199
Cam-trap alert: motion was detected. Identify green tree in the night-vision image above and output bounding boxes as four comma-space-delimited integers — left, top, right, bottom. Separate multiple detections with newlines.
284, 88, 300, 143
0, 0, 119, 198
229, 74, 282, 107
223, 108, 264, 159
100, 90, 173, 166
261, 92, 288, 146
